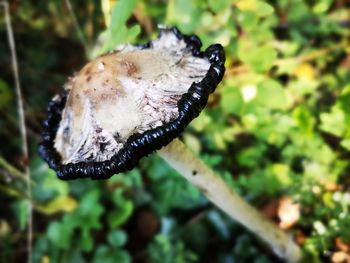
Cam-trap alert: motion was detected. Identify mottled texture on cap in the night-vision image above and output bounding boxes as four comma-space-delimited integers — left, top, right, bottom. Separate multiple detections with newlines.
39, 27, 225, 180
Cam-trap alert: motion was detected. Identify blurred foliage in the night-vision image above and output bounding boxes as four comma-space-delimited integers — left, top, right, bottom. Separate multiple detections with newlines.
1, 0, 350, 262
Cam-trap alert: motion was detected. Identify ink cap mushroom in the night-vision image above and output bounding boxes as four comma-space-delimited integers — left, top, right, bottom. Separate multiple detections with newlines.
39, 26, 225, 180
38, 28, 302, 260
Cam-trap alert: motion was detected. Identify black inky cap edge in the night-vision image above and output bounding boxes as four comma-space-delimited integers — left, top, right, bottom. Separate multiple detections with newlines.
38, 26, 226, 180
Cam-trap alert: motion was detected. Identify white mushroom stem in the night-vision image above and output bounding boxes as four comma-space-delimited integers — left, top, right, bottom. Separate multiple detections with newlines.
158, 139, 302, 263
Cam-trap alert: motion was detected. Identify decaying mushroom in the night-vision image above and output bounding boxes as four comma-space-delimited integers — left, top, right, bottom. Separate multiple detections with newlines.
39, 27, 224, 179
39, 27, 301, 262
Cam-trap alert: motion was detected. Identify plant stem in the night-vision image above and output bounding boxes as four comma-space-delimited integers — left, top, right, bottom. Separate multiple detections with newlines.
64, 0, 90, 56
0, 156, 27, 182
1, 1, 32, 262
158, 139, 302, 263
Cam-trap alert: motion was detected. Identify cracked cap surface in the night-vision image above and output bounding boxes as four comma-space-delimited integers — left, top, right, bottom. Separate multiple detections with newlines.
39, 27, 225, 180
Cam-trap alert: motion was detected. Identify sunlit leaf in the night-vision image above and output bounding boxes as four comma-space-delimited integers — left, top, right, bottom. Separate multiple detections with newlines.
208, 0, 231, 13
166, 0, 201, 32
293, 106, 315, 137
37, 196, 78, 215
238, 37, 277, 72
313, 0, 332, 14
320, 107, 346, 137
92, 0, 139, 56
339, 85, 350, 114
340, 139, 350, 151
236, 0, 274, 17
255, 79, 287, 109
220, 86, 244, 114
294, 63, 316, 82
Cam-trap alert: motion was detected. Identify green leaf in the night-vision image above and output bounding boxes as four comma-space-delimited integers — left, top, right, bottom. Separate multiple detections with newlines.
93, 245, 131, 263
150, 173, 202, 215
340, 139, 350, 151
236, 0, 274, 17
237, 11, 258, 31
166, 0, 201, 33
237, 144, 266, 168
148, 235, 198, 263
255, 1, 274, 16
238, 38, 277, 72
81, 229, 94, 252
31, 159, 70, 202
255, 79, 287, 109
208, 0, 231, 13
271, 163, 292, 187
12, 200, 28, 231
0, 79, 12, 109
47, 221, 72, 249
107, 230, 127, 248
107, 200, 134, 228
292, 106, 315, 136
79, 189, 102, 216
339, 84, 350, 114
313, 0, 332, 14
220, 86, 244, 114
58, 189, 105, 251
93, 0, 139, 56
109, 0, 137, 34
320, 107, 346, 137
125, 24, 141, 42
109, 169, 143, 188
237, 170, 281, 197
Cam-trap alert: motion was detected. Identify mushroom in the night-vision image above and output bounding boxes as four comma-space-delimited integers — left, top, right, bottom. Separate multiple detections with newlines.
39, 27, 223, 179
39, 27, 301, 262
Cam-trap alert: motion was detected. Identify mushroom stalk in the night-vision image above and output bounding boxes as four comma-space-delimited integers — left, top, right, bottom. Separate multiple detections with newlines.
158, 139, 302, 263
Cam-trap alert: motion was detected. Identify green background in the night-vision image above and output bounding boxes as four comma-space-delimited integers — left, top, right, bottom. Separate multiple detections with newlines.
1, 0, 350, 262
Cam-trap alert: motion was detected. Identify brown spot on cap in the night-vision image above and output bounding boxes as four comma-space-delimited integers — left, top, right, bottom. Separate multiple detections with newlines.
121, 60, 138, 76
84, 66, 91, 75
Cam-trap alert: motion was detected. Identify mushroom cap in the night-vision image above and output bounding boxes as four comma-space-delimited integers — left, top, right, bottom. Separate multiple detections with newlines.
39, 27, 225, 180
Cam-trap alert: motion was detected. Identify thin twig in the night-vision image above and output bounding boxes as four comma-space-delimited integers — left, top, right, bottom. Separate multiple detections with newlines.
0, 156, 26, 181
64, 0, 90, 55
1, 1, 32, 262
0, 156, 35, 187
0, 184, 26, 199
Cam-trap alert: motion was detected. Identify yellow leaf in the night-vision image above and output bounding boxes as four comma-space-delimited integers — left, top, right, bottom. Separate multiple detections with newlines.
0, 220, 11, 237
37, 196, 78, 215
41, 255, 50, 263
235, 0, 274, 16
101, 0, 118, 25
236, 0, 256, 11
294, 63, 316, 81
272, 164, 291, 186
